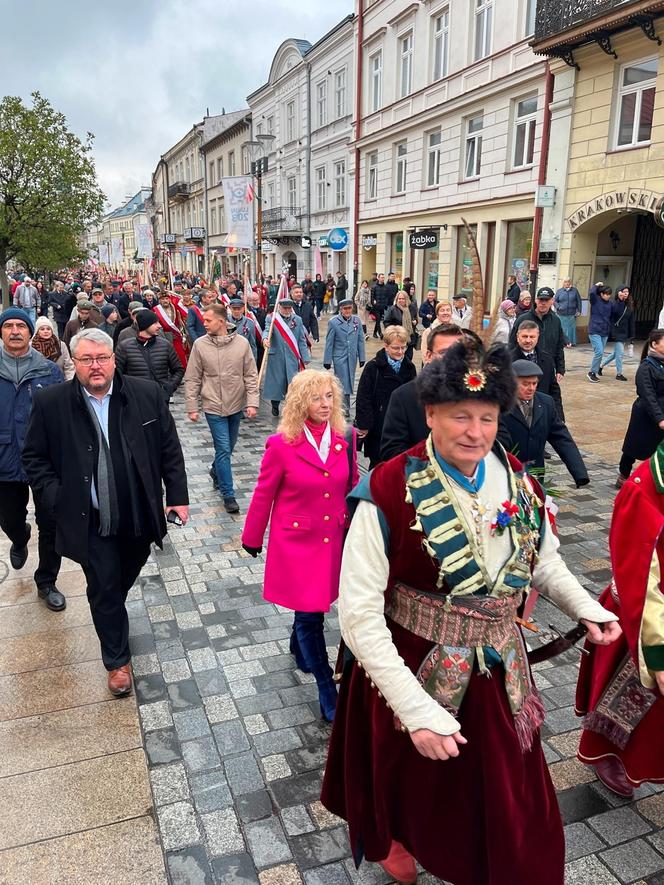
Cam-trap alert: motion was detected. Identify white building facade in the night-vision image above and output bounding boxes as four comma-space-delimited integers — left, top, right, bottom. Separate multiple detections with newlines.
356, 0, 544, 308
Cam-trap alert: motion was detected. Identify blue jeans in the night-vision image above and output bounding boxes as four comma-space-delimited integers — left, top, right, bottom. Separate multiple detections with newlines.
601, 341, 624, 374
559, 314, 577, 346
205, 412, 242, 498
589, 334, 608, 374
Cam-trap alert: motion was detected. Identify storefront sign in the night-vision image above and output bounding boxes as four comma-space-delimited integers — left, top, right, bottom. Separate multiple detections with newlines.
327, 227, 349, 251
362, 235, 377, 250
300, 235, 312, 248
408, 229, 438, 249
318, 235, 328, 247
566, 189, 662, 231
535, 185, 556, 208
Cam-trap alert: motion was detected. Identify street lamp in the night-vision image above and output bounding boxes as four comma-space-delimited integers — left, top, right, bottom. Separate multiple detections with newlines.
244, 134, 275, 280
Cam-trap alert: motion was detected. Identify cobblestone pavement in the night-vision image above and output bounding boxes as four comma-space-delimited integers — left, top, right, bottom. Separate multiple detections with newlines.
3, 333, 664, 884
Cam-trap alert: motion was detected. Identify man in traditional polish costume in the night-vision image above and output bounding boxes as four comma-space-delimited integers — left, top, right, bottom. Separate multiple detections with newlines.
576, 440, 664, 797
321, 341, 620, 885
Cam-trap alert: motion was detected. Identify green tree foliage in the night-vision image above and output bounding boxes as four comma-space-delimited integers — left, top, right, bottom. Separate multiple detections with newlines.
0, 92, 105, 307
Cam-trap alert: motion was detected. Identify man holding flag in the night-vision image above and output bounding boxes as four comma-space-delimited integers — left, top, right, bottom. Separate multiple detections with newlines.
228, 299, 258, 363
261, 276, 310, 417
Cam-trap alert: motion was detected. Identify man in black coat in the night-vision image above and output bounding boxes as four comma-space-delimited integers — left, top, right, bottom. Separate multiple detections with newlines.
291, 284, 319, 342
115, 310, 184, 401
510, 287, 566, 378
385, 272, 399, 305
506, 275, 521, 304
370, 273, 390, 338
380, 324, 464, 461
48, 280, 76, 338
498, 360, 589, 487
509, 320, 564, 421
22, 326, 189, 697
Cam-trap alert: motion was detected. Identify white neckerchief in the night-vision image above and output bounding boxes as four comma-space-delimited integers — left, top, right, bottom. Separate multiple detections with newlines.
303, 421, 331, 463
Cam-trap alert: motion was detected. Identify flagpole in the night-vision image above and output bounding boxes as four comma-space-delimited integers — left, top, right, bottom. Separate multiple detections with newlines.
256, 271, 287, 391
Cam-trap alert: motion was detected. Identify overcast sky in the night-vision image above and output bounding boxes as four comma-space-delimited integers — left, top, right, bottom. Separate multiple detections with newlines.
2, 0, 352, 210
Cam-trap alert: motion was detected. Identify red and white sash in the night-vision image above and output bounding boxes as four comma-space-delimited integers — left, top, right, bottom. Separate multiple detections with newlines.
189, 303, 205, 326
155, 303, 182, 339
272, 311, 305, 371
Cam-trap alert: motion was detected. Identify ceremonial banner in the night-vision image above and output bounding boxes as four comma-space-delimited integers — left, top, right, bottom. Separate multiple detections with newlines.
222, 176, 254, 249
110, 237, 124, 264
98, 243, 110, 265
134, 221, 153, 259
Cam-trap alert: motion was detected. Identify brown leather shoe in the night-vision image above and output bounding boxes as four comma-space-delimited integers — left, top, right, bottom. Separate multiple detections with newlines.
108, 664, 132, 697
595, 756, 634, 797
378, 841, 417, 885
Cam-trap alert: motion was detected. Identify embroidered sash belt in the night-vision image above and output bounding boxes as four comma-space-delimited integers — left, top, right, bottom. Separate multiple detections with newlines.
386, 582, 545, 753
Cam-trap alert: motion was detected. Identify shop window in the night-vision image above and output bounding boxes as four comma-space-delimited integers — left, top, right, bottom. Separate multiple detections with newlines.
316, 166, 326, 211
464, 114, 483, 179
525, 0, 536, 36
426, 130, 442, 187
615, 58, 657, 148
317, 81, 327, 128
505, 220, 533, 291
400, 32, 413, 98
455, 223, 478, 298
390, 232, 404, 280
512, 96, 537, 169
432, 9, 449, 82
367, 151, 378, 200
394, 141, 408, 194
474, 0, 492, 61
370, 51, 383, 113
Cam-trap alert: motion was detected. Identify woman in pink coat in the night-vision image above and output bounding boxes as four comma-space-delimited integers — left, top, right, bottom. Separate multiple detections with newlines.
242, 369, 358, 721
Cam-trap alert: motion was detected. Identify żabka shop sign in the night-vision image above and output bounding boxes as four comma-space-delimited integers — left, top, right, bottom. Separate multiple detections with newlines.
566, 188, 662, 230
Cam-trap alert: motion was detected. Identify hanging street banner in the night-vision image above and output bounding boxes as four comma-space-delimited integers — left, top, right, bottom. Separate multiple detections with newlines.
222, 175, 254, 249
98, 243, 110, 265
110, 237, 124, 264
134, 221, 153, 259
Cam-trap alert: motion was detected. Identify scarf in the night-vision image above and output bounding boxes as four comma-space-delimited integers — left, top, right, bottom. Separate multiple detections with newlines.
386, 354, 403, 373
31, 332, 61, 363
81, 391, 120, 537
303, 419, 331, 463
399, 303, 413, 337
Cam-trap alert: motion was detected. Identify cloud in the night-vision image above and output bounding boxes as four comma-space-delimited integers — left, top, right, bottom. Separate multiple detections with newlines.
1, 0, 352, 208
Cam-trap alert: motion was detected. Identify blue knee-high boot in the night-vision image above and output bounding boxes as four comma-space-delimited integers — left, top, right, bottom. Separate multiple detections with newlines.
293, 611, 337, 722
289, 621, 312, 673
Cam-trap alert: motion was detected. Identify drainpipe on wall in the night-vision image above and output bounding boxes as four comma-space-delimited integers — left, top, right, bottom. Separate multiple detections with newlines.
352, 1, 364, 295
529, 62, 554, 296
306, 60, 312, 276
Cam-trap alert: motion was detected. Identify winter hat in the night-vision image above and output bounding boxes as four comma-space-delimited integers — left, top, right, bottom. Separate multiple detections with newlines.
136, 309, 159, 333
128, 300, 144, 313
101, 303, 116, 319
500, 300, 515, 312
34, 316, 58, 336
0, 307, 35, 335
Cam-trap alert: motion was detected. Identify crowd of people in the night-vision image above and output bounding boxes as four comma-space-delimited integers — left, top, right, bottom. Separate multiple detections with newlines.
2, 262, 664, 885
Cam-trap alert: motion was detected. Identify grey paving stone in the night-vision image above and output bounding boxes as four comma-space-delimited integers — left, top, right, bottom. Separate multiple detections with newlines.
195, 668, 229, 697
270, 770, 324, 808
156, 637, 187, 662
191, 770, 234, 813
173, 707, 213, 741
162, 658, 193, 684
212, 719, 251, 757
150, 762, 191, 806
235, 790, 274, 823
132, 653, 161, 676
291, 828, 351, 872
188, 647, 219, 672
244, 816, 293, 868
140, 699, 174, 731
601, 839, 664, 881
236, 691, 284, 716
201, 808, 245, 857
262, 754, 292, 781
169, 679, 204, 711
252, 727, 303, 757
304, 863, 352, 885
541, 705, 580, 734
210, 852, 260, 885
588, 806, 652, 844
157, 801, 202, 851
564, 822, 606, 862
134, 672, 168, 704
181, 737, 222, 774
281, 804, 316, 836
145, 727, 182, 766
203, 693, 239, 723
267, 704, 317, 730
166, 845, 215, 885
225, 752, 266, 796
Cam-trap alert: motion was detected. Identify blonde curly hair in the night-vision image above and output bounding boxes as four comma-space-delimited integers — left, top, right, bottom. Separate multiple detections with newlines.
278, 369, 346, 443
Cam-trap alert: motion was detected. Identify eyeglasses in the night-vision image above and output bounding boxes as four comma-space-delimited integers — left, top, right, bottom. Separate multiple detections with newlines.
386, 345, 407, 352
73, 355, 113, 367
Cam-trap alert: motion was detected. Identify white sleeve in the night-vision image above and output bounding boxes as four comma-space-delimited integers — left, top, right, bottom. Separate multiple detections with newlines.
338, 500, 460, 736
532, 513, 618, 624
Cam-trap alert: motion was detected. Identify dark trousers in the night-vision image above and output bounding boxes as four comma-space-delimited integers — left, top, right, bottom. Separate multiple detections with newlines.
82, 526, 151, 670
373, 308, 383, 337
0, 481, 61, 589
291, 611, 337, 721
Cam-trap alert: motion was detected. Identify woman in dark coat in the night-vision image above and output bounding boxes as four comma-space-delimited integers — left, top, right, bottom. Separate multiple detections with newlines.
355, 325, 417, 468
618, 329, 664, 487
383, 291, 419, 361
599, 284, 635, 381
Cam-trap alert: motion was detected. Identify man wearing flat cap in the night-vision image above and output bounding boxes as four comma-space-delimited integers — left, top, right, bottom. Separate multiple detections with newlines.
321, 340, 618, 885
63, 299, 100, 348
262, 295, 310, 417
498, 360, 589, 487
323, 298, 365, 417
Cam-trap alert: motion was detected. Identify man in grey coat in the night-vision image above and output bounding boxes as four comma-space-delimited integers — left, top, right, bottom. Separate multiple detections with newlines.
262, 297, 310, 417
13, 277, 40, 325
323, 299, 366, 416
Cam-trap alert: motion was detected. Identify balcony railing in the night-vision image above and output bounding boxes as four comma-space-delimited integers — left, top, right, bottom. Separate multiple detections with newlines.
168, 181, 190, 201
262, 206, 304, 234
533, 0, 663, 49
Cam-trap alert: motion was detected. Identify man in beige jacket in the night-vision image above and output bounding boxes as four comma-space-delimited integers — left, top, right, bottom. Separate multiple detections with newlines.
184, 304, 259, 513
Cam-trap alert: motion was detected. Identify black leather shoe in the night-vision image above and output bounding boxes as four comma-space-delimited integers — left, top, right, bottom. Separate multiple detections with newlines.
9, 524, 31, 570
271, 404, 279, 417
38, 585, 67, 612
224, 497, 240, 514
209, 467, 219, 490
